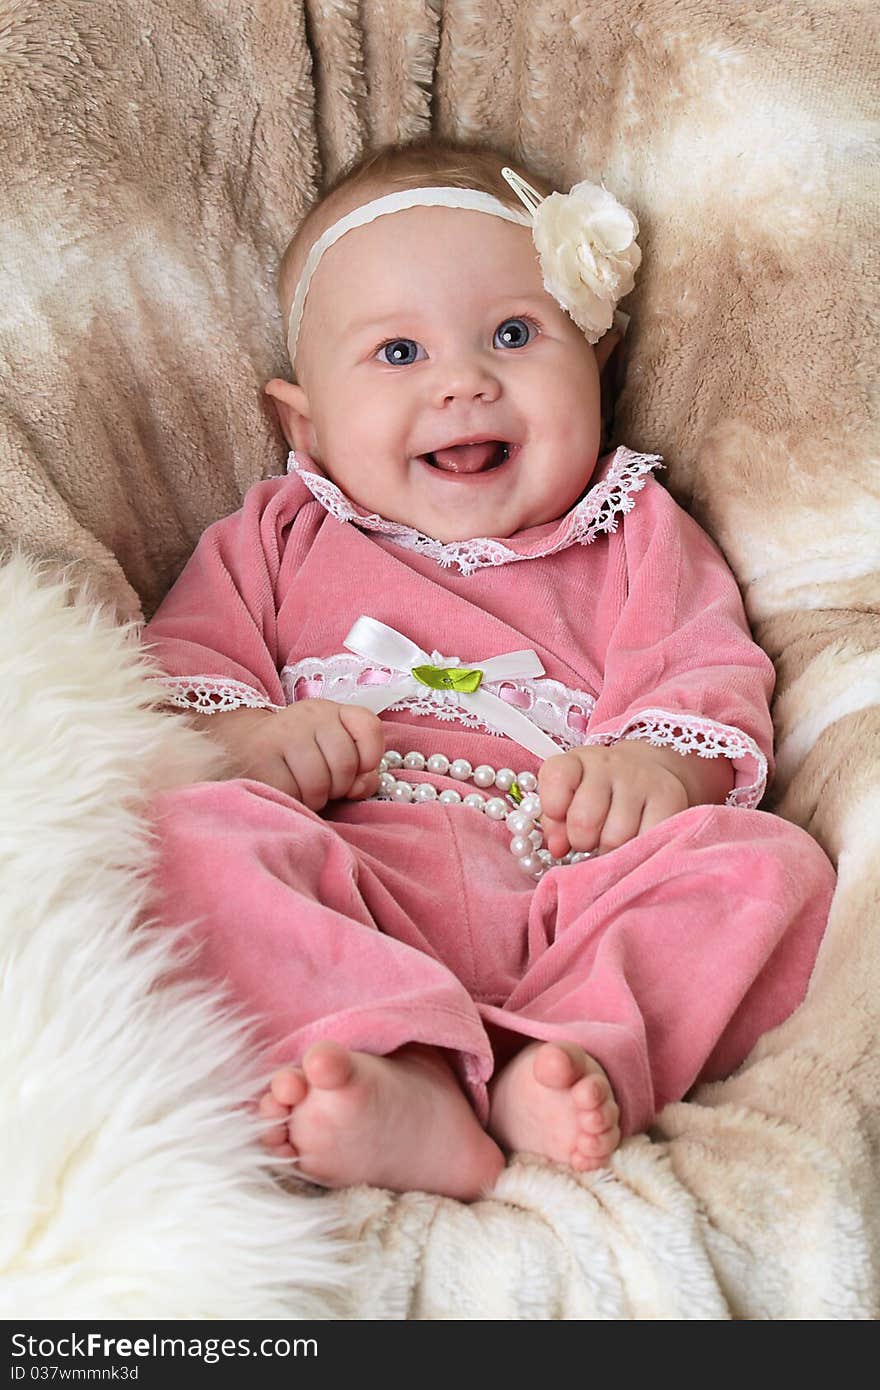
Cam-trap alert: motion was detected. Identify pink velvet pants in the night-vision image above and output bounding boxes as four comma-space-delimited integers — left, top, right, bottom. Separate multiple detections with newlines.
147, 778, 834, 1135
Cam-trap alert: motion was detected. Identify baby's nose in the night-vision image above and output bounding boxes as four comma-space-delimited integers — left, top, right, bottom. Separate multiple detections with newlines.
433, 354, 502, 407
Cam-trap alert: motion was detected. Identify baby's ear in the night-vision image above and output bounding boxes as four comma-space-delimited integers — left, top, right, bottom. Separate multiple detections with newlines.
264, 379, 317, 454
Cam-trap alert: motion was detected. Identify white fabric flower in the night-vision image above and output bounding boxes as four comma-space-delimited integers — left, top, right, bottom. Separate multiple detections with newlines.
532, 181, 641, 343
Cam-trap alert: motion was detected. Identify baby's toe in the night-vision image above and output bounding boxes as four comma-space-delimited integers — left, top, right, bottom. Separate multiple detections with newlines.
268, 1141, 298, 1161
270, 1067, 308, 1107
571, 1128, 618, 1170
259, 1091, 288, 1119
258, 1092, 292, 1148
578, 1095, 619, 1134
576, 1129, 609, 1156
259, 1122, 292, 1149
532, 1041, 579, 1089
572, 1071, 609, 1110
571, 1148, 606, 1172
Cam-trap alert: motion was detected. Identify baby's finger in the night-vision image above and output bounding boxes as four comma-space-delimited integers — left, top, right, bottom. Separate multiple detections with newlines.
338, 705, 386, 777
597, 786, 646, 853
638, 778, 689, 836
538, 753, 585, 820
349, 769, 380, 799
267, 758, 303, 801
282, 739, 333, 812
313, 719, 362, 801
541, 813, 571, 860
564, 778, 613, 854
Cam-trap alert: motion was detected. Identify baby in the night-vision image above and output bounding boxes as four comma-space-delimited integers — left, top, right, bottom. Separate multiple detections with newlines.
144, 138, 834, 1201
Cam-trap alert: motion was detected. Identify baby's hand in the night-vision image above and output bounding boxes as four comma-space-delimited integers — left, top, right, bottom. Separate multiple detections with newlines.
537, 741, 691, 859
195, 701, 385, 810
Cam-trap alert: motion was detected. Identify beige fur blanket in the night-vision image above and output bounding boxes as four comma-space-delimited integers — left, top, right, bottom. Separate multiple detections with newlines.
1, 0, 877, 1316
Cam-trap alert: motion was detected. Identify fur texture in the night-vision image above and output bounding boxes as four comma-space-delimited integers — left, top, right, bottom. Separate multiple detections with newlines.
0, 553, 356, 1318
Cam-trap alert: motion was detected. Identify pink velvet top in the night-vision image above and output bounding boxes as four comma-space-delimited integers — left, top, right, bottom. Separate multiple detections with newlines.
142, 446, 774, 806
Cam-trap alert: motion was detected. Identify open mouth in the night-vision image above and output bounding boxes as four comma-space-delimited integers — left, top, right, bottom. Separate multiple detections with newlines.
420, 441, 514, 474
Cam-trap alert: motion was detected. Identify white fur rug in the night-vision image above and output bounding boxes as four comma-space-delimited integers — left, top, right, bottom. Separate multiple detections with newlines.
0, 553, 355, 1318
2, 553, 876, 1319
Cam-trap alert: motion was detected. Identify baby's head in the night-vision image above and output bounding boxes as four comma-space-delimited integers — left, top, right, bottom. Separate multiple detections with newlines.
266, 139, 633, 543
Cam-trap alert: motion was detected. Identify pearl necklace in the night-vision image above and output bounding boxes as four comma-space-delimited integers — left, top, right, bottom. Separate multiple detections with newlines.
375, 749, 592, 881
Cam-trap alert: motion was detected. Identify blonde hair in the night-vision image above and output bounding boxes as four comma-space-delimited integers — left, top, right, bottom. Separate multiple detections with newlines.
277, 137, 555, 328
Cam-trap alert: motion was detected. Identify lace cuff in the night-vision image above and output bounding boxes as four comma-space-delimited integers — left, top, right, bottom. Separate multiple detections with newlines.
158, 675, 283, 715
583, 707, 768, 809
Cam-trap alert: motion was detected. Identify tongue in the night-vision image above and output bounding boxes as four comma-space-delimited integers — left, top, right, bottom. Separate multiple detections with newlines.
431, 442, 499, 473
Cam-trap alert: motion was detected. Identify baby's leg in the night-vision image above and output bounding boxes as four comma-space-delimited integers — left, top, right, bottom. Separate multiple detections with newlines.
479, 804, 834, 1162
147, 779, 502, 1198
260, 1041, 503, 1199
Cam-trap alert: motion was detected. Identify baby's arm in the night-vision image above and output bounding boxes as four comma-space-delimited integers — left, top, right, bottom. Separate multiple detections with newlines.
143, 479, 388, 809
143, 475, 387, 810
142, 477, 298, 716
541, 478, 774, 855
189, 701, 385, 809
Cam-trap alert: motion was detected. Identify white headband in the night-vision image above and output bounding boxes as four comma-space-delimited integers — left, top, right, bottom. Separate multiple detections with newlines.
285, 166, 641, 371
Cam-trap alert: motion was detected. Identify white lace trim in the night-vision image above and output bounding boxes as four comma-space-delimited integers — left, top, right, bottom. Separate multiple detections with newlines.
286, 446, 663, 575
161, 675, 282, 714
280, 654, 596, 750
583, 707, 768, 809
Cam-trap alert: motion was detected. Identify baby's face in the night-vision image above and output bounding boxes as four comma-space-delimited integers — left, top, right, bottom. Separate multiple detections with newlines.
277, 204, 609, 542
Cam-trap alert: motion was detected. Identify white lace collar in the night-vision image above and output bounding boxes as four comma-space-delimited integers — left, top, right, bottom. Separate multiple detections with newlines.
285, 445, 663, 575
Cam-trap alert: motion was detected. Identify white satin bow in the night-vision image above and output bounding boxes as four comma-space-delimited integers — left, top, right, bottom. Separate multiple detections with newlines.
341, 616, 561, 760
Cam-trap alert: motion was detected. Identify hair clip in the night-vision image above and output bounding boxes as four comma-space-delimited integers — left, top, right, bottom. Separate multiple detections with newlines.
502, 165, 641, 343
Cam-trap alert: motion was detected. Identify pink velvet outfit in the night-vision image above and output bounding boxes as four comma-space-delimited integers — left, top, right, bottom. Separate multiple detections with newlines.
143, 447, 835, 1136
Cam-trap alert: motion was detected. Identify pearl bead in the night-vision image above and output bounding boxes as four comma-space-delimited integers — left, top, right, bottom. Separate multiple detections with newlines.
371, 748, 583, 884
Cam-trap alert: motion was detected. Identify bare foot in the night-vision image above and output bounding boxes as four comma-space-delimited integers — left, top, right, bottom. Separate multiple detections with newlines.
487, 1041, 620, 1172
258, 1040, 504, 1200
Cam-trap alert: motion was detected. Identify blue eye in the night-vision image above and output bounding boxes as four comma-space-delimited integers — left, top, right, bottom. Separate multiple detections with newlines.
376, 338, 426, 365
494, 317, 537, 350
